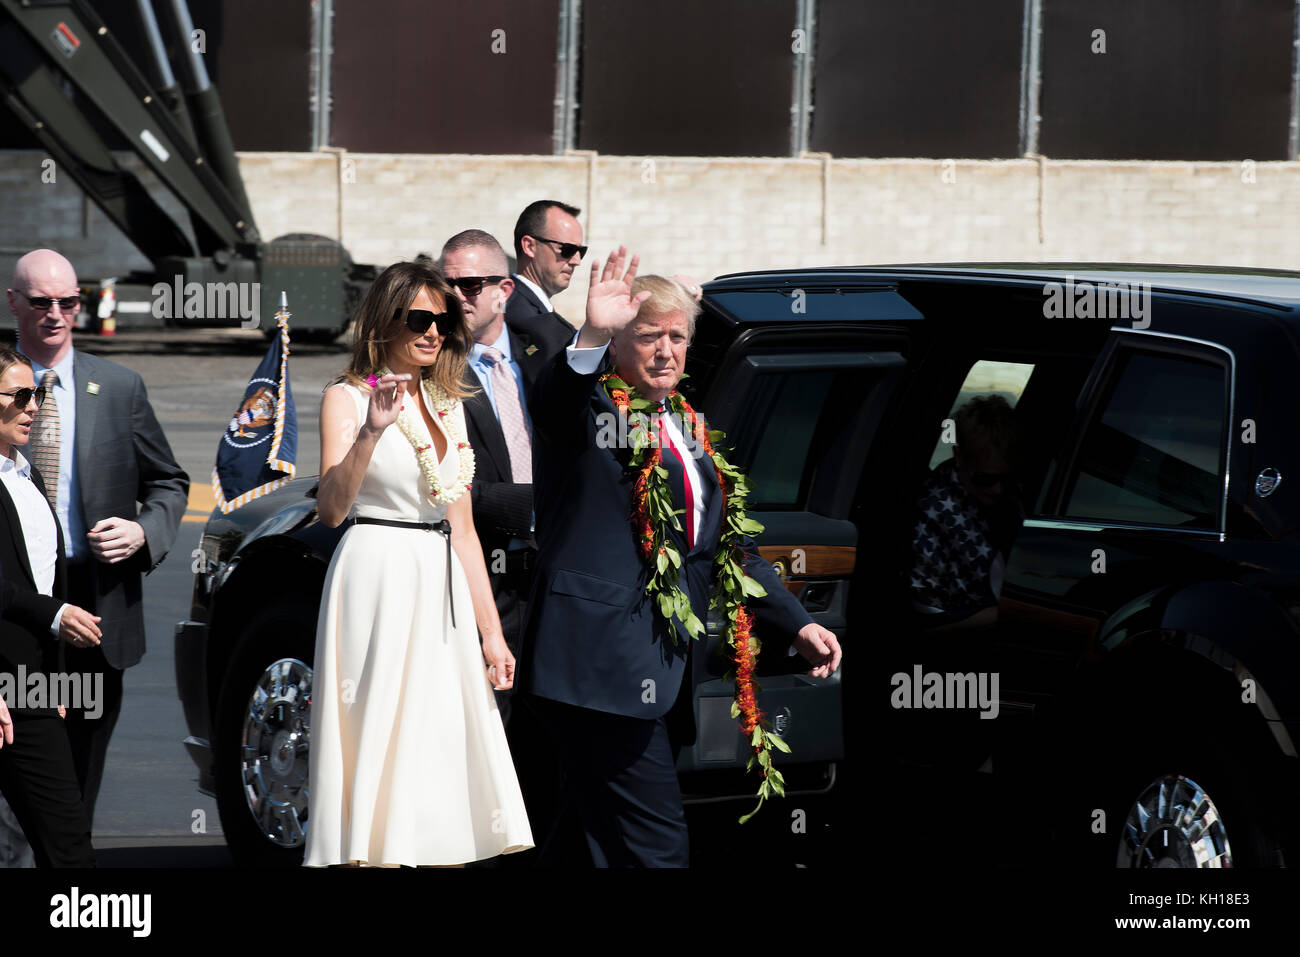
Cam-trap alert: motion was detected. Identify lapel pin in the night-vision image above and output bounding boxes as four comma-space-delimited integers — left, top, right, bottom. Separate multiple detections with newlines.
525, 344, 538, 356
87, 382, 100, 395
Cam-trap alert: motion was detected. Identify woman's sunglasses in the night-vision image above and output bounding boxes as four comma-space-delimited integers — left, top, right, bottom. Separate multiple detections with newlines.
0, 386, 47, 408
396, 308, 456, 336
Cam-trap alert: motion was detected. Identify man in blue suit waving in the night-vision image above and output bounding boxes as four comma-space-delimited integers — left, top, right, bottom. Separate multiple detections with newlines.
520, 248, 842, 867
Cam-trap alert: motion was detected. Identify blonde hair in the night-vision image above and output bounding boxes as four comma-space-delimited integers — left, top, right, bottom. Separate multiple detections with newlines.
630, 275, 702, 338
337, 260, 473, 400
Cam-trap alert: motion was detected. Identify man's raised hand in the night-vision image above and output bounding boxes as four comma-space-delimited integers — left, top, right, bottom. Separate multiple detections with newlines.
578, 245, 651, 348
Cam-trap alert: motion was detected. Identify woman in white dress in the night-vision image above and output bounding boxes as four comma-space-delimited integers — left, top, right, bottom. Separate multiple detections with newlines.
304, 260, 533, 867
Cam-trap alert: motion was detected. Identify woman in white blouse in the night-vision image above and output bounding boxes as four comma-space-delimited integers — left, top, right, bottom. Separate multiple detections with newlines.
0, 345, 97, 867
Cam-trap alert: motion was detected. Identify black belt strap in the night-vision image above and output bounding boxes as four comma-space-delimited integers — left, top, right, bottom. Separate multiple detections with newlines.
352, 516, 455, 627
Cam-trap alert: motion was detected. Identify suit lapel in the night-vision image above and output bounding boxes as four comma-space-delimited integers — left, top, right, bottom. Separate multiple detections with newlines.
692, 465, 724, 556
462, 368, 511, 481
0, 476, 38, 589
509, 327, 547, 389
73, 351, 97, 487
687, 412, 724, 557
512, 278, 545, 317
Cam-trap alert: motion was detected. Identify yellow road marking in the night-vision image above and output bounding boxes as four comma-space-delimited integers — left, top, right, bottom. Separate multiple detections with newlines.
184, 483, 217, 523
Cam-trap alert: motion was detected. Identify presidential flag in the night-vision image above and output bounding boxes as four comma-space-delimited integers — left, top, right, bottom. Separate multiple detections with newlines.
212, 299, 297, 512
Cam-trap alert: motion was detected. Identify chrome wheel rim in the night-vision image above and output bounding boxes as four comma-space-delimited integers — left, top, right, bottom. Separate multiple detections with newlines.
1118, 774, 1233, 868
240, 658, 312, 847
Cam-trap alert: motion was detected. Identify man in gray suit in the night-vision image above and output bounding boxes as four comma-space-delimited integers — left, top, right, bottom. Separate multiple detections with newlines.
9, 248, 188, 825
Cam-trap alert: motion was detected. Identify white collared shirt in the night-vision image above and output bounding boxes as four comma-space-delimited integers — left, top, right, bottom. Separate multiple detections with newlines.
514, 273, 554, 313
0, 448, 68, 635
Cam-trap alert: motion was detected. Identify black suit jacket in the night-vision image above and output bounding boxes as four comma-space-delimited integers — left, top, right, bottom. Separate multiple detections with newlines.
66, 350, 188, 669
504, 278, 577, 356
463, 323, 561, 558
0, 464, 67, 715
519, 351, 813, 720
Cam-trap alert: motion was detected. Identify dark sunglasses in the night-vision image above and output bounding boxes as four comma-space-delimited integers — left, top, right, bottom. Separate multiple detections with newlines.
529, 236, 588, 261
0, 386, 46, 408
445, 276, 505, 297
20, 293, 80, 312
396, 308, 457, 336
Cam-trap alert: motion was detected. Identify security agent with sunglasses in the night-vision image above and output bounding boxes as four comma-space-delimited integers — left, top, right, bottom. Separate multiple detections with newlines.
439, 230, 569, 862
8, 249, 188, 827
505, 200, 589, 352
909, 394, 1024, 632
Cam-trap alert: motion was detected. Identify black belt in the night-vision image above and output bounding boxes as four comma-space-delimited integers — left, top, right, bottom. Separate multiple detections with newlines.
351, 517, 456, 627
505, 547, 536, 575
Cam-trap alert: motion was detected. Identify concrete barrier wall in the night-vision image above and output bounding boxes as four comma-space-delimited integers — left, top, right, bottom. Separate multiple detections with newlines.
2, 150, 1297, 314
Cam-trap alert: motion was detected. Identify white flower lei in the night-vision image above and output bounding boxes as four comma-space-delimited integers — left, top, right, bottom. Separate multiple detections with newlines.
375, 370, 474, 505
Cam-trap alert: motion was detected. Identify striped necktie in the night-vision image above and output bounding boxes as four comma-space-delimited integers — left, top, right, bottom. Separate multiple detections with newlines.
28, 369, 60, 510
482, 348, 532, 483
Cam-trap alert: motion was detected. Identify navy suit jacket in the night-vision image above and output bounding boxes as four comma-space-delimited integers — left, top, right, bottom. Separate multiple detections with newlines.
519, 351, 812, 720
504, 278, 577, 356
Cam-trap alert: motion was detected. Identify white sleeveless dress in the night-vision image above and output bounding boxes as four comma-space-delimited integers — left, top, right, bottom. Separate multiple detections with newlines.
303, 382, 533, 866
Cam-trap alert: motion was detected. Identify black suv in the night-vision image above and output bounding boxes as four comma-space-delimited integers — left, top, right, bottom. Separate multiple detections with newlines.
177, 263, 1300, 867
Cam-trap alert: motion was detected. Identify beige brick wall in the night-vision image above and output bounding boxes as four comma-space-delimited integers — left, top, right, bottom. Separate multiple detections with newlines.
234, 152, 1300, 313
6, 150, 1300, 300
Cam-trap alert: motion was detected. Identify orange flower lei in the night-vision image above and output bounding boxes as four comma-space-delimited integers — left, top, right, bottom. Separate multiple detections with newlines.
602, 373, 790, 822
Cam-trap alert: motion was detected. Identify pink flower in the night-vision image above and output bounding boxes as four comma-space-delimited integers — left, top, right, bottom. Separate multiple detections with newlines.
365, 373, 379, 388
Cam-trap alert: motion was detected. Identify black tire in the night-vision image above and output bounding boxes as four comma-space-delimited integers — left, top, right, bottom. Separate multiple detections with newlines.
212, 602, 317, 867
1055, 658, 1291, 868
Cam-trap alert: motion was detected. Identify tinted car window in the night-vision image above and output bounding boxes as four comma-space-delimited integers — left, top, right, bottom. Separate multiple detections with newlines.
1062, 350, 1226, 528
745, 371, 835, 507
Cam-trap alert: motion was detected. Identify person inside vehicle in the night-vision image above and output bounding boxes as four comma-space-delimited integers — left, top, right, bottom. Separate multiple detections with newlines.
909, 394, 1024, 632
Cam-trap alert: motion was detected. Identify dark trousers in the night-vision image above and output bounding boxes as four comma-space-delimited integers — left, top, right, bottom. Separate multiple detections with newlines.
528, 695, 689, 868
64, 560, 124, 827
59, 644, 123, 828
0, 712, 95, 867
490, 554, 563, 868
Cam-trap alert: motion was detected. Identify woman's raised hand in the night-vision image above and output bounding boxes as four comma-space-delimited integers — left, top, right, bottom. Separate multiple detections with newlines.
364, 373, 410, 436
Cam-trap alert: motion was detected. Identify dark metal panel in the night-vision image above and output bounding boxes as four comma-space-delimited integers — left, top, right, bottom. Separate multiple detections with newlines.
330, 0, 558, 154
811, 0, 1024, 158
198, 0, 314, 152
578, 0, 796, 157
1039, 0, 1295, 160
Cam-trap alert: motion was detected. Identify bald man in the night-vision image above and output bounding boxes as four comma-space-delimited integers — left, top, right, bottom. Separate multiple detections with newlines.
9, 249, 188, 826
